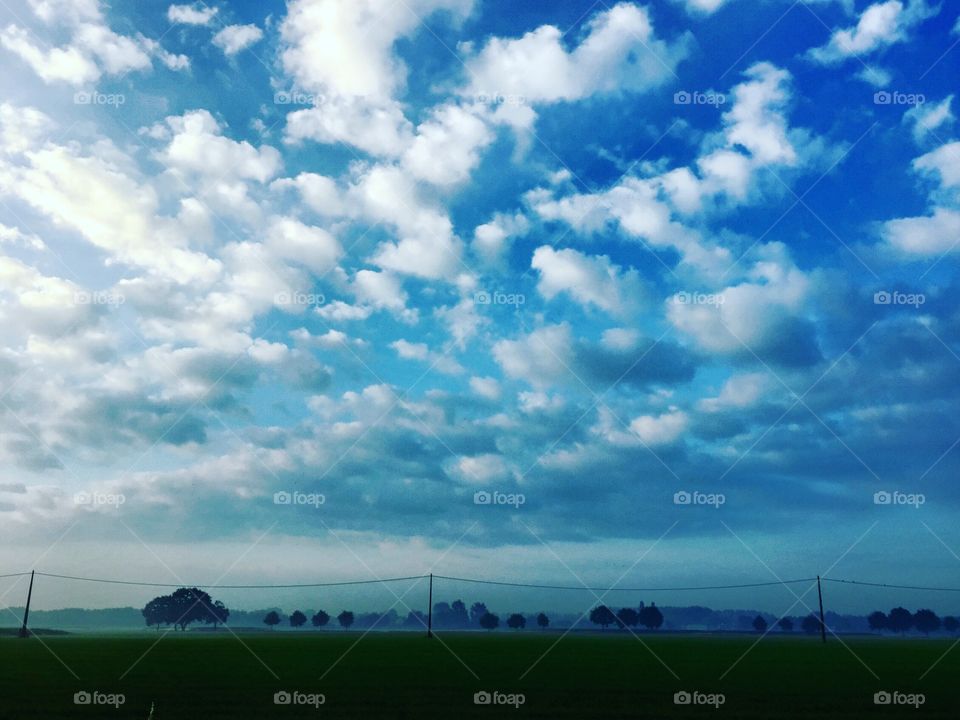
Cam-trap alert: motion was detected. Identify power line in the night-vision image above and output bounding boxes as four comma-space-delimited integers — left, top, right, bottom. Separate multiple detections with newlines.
432, 575, 819, 592
0, 572, 30, 579
32, 572, 428, 589
823, 578, 960, 593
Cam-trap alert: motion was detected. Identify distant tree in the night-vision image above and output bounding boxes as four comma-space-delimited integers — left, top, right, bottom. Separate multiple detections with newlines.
169, 588, 214, 631
479, 612, 500, 630
913, 609, 941, 635
887, 607, 914, 634
639, 604, 664, 630
264, 611, 281, 630
590, 605, 616, 629
616, 607, 639, 629
311, 610, 330, 629
943, 616, 959, 634
470, 602, 488, 625
536, 612, 550, 630
450, 600, 469, 627
403, 610, 427, 628
142, 596, 170, 631
290, 610, 307, 628
801, 614, 821, 635
777, 617, 793, 632
752, 615, 768, 633
867, 611, 888, 632
338, 610, 355, 630
206, 600, 229, 630
506, 613, 526, 630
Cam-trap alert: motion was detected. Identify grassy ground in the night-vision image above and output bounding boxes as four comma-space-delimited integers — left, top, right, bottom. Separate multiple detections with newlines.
0, 631, 955, 719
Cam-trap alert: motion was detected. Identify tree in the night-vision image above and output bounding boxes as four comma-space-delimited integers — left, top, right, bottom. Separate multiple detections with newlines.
311, 610, 330, 629
801, 614, 821, 635
264, 611, 281, 630
777, 617, 793, 632
943, 616, 959, 634
913, 609, 941, 635
479, 612, 499, 630
142, 596, 171, 631
867, 611, 888, 632
403, 610, 427, 628
616, 607, 639, 629
470, 602, 488, 625
449, 600, 469, 627
168, 588, 214, 631
206, 600, 229, 630
536, 612, 550, 630
887, 607, 914, 634
338, 610, 355, 629
590, 605, 616, 629
290, 610, 307, 628
506, 613, 526, 630
639, 604, 664, 630
752, 615, 768, 633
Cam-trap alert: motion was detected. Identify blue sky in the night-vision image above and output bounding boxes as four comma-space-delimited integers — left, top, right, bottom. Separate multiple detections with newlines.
0, 0, 958, 613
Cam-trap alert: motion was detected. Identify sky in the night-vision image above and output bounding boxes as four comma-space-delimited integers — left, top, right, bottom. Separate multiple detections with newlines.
0, 0, 959, 615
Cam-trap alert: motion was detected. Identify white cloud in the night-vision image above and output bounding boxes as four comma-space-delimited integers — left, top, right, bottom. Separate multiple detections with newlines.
883, 207, 960, 255
493, 324, 573, 387
473, 211, 529, 266
807, 0, 938, 65
168, 3, 218, 25
464, 3, 689, 103
390, 339, 463, 374
212, 24, 264, 56
905, 95, 954, 143
402, 103, 493, 185
284, 98, 413, 157
531, 246, 643, 316
469, 376, 501, 400
629, 409, 688, 446
266, 217, 342, 274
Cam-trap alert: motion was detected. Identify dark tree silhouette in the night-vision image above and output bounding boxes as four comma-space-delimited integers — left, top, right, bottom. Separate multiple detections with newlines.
777, 617, 793, 632
887, 607, 914, 634
142, 596, 170, 631
206, 600, 229, 629
639, 604, 664, 630
169, 588, 214, 631
537, 612, 550, 630
801, 614, 821, 634
590, 605, 616, 629
752, 615, 768, 633
264, 610, 281, 630
867, 611, 888, 632
338, 610, 355, 629
290, 610, 307, 628
506, 613, 526, 630
450, 600, 469, 627
403, 610, 427, 628
616, 607, 639, 629
913, 609, 941, 635
943, 616, 959, 633
470, 602, 488, 625
312, 610, 330, 628
479, 612, 499, 630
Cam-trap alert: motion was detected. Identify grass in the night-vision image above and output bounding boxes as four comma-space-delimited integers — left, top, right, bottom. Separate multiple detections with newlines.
0, 631, 955, 718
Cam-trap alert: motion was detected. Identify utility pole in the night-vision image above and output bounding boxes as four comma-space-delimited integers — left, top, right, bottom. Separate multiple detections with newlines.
427, 573, 433, 639
817, 575, 826, 644
18, 570, 34, 638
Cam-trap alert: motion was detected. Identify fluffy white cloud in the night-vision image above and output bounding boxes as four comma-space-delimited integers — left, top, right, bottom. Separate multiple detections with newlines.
807, 0, 937, 64
469, 376, 501, 400
167, 4, 218, 25
402, 104, 493, 185
212, 24, 264, 56
905, 95, 954, 143
284, 98, 413, 157
266, 217, 343, 274
629, 409, 688, 446
464, 3, 689, 103
493, 324, 573, 387
532, 246, 643, 316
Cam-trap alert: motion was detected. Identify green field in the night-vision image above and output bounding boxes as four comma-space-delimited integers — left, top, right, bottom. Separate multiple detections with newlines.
0, 632, 954, 719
